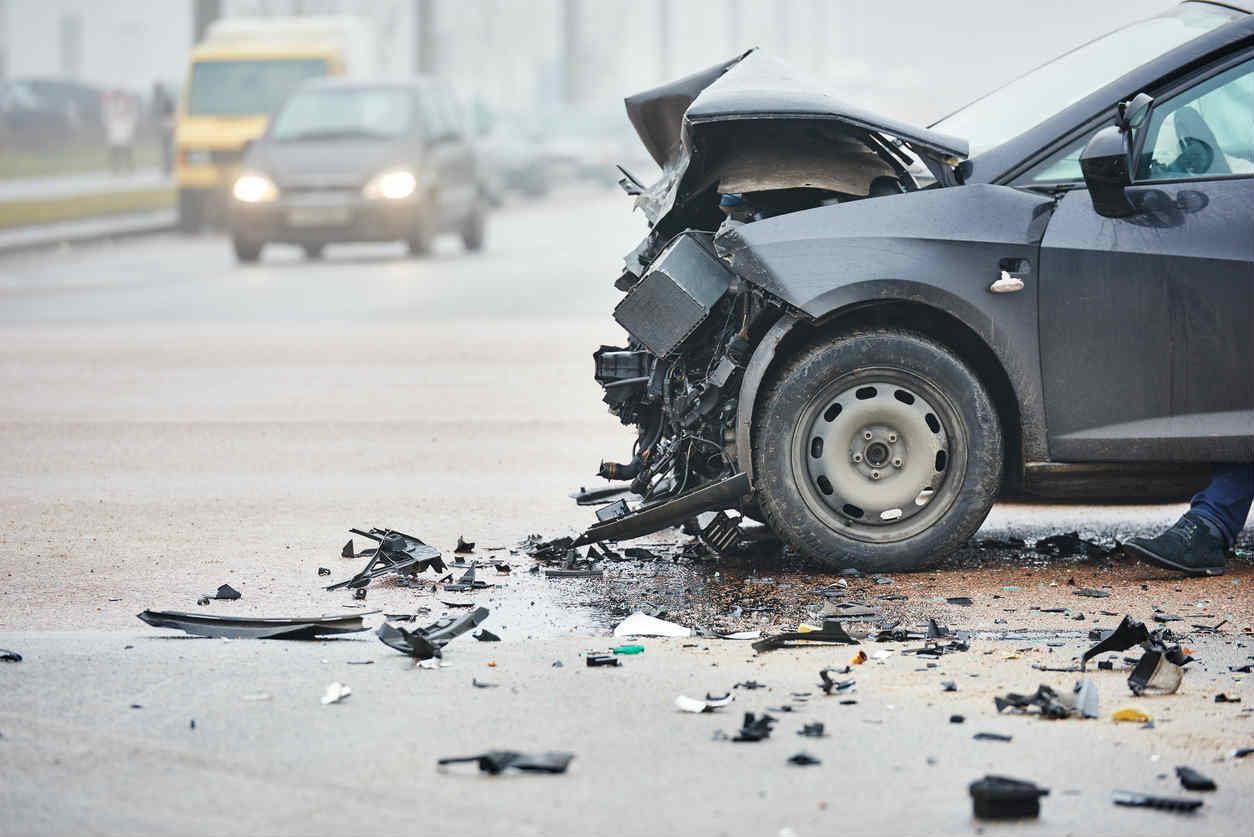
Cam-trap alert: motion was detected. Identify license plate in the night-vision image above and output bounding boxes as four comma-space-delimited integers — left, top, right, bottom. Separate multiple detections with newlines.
286, 206, 351, 227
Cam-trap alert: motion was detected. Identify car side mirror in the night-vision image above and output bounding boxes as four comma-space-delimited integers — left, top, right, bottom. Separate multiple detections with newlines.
1080, 124, 1136, 218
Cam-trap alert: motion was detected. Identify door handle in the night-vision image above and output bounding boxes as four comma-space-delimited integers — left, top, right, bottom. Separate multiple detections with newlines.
990, 258, 1030, 294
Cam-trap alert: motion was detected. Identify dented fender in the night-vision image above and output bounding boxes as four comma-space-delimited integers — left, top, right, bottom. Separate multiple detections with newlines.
724, 184, 1059, 483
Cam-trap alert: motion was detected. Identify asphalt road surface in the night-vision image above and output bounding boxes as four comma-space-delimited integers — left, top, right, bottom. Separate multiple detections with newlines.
1, 188, 1251, 835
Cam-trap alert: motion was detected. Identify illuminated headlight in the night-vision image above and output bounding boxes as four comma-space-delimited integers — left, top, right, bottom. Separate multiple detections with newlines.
232, 173, 278, 203
363, 169, 417, 200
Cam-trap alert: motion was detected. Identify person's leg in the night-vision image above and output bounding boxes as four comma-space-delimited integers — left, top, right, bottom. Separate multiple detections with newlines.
1190, 463, 1254, 545
1124, 463, 1252, 576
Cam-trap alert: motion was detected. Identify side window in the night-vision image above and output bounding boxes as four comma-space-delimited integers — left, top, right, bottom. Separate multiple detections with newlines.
1016, 133, 1095, 184
1136, 59, 1254, 181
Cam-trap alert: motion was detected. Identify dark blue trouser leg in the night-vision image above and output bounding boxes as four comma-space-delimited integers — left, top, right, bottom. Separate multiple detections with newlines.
1190, 463, 1254, 547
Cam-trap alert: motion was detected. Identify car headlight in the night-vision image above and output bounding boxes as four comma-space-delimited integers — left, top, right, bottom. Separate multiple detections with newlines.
232, 173, 278, 203
363, 169, 417, 200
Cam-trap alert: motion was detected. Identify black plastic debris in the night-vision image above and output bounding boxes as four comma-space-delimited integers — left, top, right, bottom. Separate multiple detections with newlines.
353, 587, 367, 601
213, 584, 240, 600
438, 751, 574, 775
950, 714, 965, 724
137, 610, 374, 639
823, 601, 879, 619
1214, 693, 1241, 703
927, 619, 951, 639
1072, 588, 1109, 598
797, 722, 827, 738
1080, 615, 1151, 671
1112, 790, 1202, 812
1175, 766, 1216, 791
1, 649, 21, 662
596, 499, 631, 522
970, 776, 1049, 820
752, 619, 858, 652
455, 536, 475, 554
474, 629, 501, 642
445, 562, 492, 592
996, 685, 1072, 719
942, 681, 958, 692
1153, 612, 1183, 623
376, 607, 489, 660
494, 563, 511, 574
788, 752, 821, 766
818, 668, 855, 695
472, 678, 499, 689
734, 680, 765, 690
947, 597, 974, 607
973, 732, 1013, 742
341, 539, 355, 558
317, 567, 331, 576
698, 510, 742, 553
1229, 664, 1253, 674
586, 654, 620, 667
1233, 748, 1254, 759
441, 600, 475, 609
1034, 532, 1111, 558
732, 713, 776, 742
328, 528, 446, 591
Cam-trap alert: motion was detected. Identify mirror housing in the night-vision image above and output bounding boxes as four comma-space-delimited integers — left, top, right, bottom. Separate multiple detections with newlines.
1080, 124, 1136, 218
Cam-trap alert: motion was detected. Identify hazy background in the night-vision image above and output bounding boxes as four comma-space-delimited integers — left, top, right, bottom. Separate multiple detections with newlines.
2, 0, 1177, 126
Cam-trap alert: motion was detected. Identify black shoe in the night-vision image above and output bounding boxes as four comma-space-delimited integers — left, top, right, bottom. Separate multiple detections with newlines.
1124, 512, 1227, 577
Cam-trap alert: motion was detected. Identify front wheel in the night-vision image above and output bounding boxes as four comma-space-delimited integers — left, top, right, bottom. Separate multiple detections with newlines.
752, 329, 1002, 572
461, 205, 486, 252
232, 236, 263, 263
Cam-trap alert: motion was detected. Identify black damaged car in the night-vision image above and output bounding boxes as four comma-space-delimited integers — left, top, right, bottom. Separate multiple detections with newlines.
583, 1, 1253, 570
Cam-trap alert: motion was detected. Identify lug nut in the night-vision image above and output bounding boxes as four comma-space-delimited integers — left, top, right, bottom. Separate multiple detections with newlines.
888, 433, 897, 442
863, 431, 873, 440
871, 471, 880, 480
852, 453, 863, 463
893, 457, 903, 468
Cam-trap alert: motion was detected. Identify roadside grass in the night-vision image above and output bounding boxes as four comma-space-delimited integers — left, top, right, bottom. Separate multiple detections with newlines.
0, 187, 174, 229
0, 142, 163, 179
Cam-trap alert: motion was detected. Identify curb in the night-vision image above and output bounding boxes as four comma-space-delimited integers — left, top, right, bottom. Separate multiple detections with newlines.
0, 210, 178, 257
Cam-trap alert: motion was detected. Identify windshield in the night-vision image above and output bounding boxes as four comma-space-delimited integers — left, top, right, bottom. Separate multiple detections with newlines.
932, 3, 1241, 155
269, 87, 415, 141
186, 58, 328, 117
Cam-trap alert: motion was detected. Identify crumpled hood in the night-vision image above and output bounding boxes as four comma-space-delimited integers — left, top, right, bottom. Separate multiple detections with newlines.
622, 49, 969, 228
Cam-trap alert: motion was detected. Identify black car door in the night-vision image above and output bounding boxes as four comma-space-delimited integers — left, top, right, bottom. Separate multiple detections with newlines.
1036, 54, 1253, 463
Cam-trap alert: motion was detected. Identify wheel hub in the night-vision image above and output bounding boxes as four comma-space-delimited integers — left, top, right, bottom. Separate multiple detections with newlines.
802, 381, 950, 526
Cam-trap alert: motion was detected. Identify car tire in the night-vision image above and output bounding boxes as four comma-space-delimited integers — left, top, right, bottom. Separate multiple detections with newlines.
406, 202, 433, 257
232, 237, 263, 263
461, 205, 486, 252
178, 189, 204, 234
303, 244, 325, 260
752, 329, 1002, 572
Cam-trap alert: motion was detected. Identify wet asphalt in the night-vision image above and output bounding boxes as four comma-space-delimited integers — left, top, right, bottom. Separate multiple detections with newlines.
0, 186, 1250, 834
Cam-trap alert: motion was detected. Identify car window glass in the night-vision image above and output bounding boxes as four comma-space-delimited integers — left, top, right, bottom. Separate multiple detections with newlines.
270, 87, 413, 140
1136, 59, 1254, 181
1017, 134, 1093, 184
187, 59, 328, 117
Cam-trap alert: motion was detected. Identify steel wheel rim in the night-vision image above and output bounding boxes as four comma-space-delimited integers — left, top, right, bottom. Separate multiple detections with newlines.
790, 367, 967, 544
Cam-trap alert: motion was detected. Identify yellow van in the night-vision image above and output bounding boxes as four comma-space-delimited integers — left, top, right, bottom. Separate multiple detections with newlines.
175, 16, 374, 231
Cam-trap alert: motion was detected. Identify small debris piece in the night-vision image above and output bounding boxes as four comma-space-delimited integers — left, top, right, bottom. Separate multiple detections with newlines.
441, 601, 474, 608
438, 751, 574, 775
197, 596, 210, 606
473, 629, 501, 642
1112, 790, 1202, 812
240, 692, 272, 702
346, 660, 373, 665
613, 612, 692, 638
818, 668, 856, 695
753, 619, 857, 653
552, 660, 564, 668
995, 685, 1073, 719
213, 584, 241, 600
788, 752, 821, 766
1214, 693, 1241, 703
445, 562, 492, 592
1, 649, 22, 662
544, 567, 603, 578
1233, 748, 1253, 758
317, 567, 331, 576
455, 536, 475, 554
1035, 532, 1109, 558
973, 732, 1013, 742
942, 681, 957, 692
676, 693, 734, 713
1129, 650, 1187, 696
586, 654, 620, 667
969, 776, 1049, 820
328, 527, 446, 591
851, 650, 868, 665
1112, 707, 1150, 723
376, 607, 489, 660
1175, 766, 1216, 791
354, 587, 367, 600
494, 563, 511, 574
1072, 588, 1109, 598
613, 645, 645, 655
1228, 665, 1253, 673
798, 722, 827, 738
320, 682, 351, 705
950, 714, 965, 724
137, 610, 373, 639
472, 678, 498, 689
731, 712, 776, 742
734, 680, 765, 690
947, 597, 974, 606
